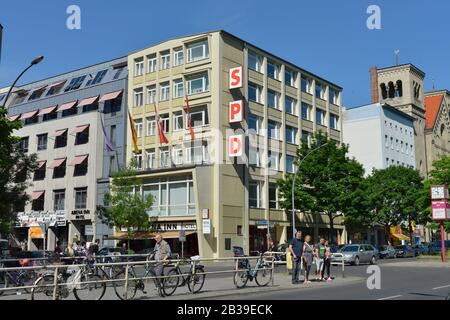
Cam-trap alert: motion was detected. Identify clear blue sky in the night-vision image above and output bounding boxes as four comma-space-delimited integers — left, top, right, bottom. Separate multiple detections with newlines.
1, 0, 449, 107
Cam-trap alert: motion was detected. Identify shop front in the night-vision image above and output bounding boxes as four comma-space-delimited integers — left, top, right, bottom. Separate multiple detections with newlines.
68, 209, 94, 244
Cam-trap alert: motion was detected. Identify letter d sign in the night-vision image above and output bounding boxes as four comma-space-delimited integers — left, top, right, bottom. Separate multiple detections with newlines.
229, 66, 243, 89
229, 135, 243, 157
229, 100, 243, 123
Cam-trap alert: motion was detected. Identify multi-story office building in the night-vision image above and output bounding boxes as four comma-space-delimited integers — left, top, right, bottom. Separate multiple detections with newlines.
343, 103, 416, 175
4, 57, 128, 250
125, 30, 343, 258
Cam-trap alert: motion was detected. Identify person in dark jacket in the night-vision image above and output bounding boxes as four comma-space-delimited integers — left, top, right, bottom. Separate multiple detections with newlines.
289, 231, 304, 284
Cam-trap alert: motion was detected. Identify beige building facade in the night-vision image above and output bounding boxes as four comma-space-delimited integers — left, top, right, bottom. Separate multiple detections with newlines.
126, 30, 343, 258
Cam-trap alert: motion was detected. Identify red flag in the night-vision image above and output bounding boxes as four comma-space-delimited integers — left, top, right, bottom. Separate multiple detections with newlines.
185, 95, 195, 141
153, 104, 169, 144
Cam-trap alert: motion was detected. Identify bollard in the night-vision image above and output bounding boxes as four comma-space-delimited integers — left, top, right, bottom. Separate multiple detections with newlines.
124, 264, 129, 300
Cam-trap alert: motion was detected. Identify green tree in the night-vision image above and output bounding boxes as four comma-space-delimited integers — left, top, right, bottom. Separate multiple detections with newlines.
278, 133, 365, 243
420, 156, 450, 233
349, 166, 425, 244
97, 160, 154, 247
0, 107, 37, 235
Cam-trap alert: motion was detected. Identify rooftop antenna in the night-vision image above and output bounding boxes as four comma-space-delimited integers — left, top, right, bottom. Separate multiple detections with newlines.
394, 50, 400, 66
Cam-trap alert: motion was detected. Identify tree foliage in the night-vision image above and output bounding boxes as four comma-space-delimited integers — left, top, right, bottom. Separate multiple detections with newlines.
278, 133, 365, 241
0, 107, 37, 235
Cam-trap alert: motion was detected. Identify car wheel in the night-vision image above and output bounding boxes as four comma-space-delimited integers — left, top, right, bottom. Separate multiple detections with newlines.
354, 256, 360, 266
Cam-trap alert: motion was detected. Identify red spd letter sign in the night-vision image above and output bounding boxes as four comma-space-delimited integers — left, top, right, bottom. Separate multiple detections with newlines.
229, 134, 243, 157
229, 66, 243, 89
229, 100, 243, 123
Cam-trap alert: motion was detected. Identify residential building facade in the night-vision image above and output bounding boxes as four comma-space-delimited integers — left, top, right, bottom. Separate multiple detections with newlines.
125, 30, 343, 258
4, 57, 128, 250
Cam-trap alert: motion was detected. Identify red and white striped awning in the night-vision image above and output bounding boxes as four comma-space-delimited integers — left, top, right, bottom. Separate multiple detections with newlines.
50, 158, 66, 168
99, 90, 123, 102
8, 114, 21, 121
36, 160, 46, 169
38, 105, 57, 116
71, 124, 89, 134
31, 191, 45, 200
78, 96, 99, 107
50, 129, 68, 137
56, 101, 77, 112
69, 154, 88, 166
21, 110, 38, 119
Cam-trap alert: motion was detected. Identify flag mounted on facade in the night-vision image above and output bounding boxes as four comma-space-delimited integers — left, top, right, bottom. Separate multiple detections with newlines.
185, 95, 195, 141
100, 116, 116, 152
128, 110, 141, 154
153, 104, 169, 144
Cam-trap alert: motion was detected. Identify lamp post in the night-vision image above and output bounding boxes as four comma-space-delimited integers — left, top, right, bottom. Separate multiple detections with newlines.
2, 56, 44, 106
291, 142, 329, 238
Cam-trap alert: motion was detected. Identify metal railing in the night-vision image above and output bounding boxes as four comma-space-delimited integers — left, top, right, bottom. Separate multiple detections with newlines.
0, 254, 276, 300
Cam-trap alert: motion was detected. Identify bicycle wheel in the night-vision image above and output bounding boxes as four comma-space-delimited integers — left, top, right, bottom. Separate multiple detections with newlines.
113, 270, 138, 300
255, 263, 273, 287
0, 273, 7, 296
233, 270, 249, 289
73, 272, 106, 300
187, 267, 205, 294
31, 274, 57, 300
162, 268, 180, 297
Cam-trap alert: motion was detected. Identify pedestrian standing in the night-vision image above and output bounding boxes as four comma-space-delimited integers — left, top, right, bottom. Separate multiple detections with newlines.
322, 240, 333, 281
314, 238, 326, 281
288, 231, 304, 284
89, 239, 100, 256
302, 235, 314, 284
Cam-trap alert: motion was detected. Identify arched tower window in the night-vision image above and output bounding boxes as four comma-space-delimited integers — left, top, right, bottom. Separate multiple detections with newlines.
441, 124, 446, 136
388, 82, 395, 98
396, 80, 403, 97
380, 83, 387, 100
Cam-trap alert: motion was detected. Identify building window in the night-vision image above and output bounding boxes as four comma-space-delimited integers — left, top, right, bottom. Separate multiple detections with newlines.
110, 125, 116, 146
82, 100, 99, 113
32, 193, 45, 211
315, 83, 324, 99
147, 85, 156, 104
329, 89, 339, 104
46, 82, 65, 96
301, 102, 311, 120
74, 161, 88, 177
134, 88, 144, 107
53, 160, 66, 179
28, 88, 45, 101
302, 130, 311, 143
301, 77, 312, 94
185, 142, 209, 165
186, 73, 209, 95
147, 54, 157, 73
249, 181, 263, 208
267, 61, 279, 80
396, 139, 399, 151
267, 90, 280, 109
174, 112, 184, 131
174, 48, 184, 66
268, 121, 280, 140
248, 51, 262, 72
135, 119, 143, 137
285, 68, 295, 87
188, 106, 208, 128
173, 79, 184, 98
24, 113, 38, 125
146, 116, 156, 136
172, 146, 184, 165
285, 96, 296, 115
113, 67, 125, 80
316, 109, 326, 126
160, 82, 170, 101
160, 51, 171, 70
405, 143, 409, 155
160, 148, 170, 168
160, 114, 169, 133
37, 134, 47, 151
187, 40, 209, 63
64, 75, 86, 92
33, 163, 46, 181
401, 141, 404, 153
268, 151, 279, 171
75, 127, 89, 145
42, 108, 57, 122
390, 137, 394, 149
109, 156, 116, 175
329, 114, 339, 130
134, 58, 144, 76
286, 155, 296, 173
285, 126, 297, 144
249, 145, 260, 167
248, 82, 262, 103
53, 190, 65, 211
75, 188, 87, 209
269, 183, 278, 209
146, 149, 156, 169
86, 70, 107, 86
55, 131, 68, 149
248, 114, 261, 135
385, 135, 389, 148
133, 153, 143, 170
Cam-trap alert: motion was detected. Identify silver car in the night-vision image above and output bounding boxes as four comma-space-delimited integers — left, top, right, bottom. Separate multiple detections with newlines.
378, 245, 396, 259
339, 244, 377, 266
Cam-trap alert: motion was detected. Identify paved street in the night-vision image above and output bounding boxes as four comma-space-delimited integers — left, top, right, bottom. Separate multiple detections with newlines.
1, 258, 449, 300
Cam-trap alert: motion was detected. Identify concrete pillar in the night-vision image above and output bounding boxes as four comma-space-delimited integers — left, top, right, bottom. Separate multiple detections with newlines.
68, 222, 80, 244
47, 228, 57, 251
341, 227, 348, 244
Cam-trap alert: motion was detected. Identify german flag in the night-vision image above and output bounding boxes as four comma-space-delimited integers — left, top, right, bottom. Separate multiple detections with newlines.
128, 111, 141, 154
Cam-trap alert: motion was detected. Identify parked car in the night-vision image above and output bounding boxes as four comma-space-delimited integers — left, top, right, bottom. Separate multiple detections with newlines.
429, 240, 450, 254
394, 245, 415, 258
97, 247, 124, 263
378, 245, 396, 259
133, 247, 155, 261
413, 244, 430, 256
337, 244, 377, 266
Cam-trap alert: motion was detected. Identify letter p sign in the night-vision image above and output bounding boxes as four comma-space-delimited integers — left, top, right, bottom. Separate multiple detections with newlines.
229, 135, 243, 158
229, 67, 243, 89
229, 100, 243, 123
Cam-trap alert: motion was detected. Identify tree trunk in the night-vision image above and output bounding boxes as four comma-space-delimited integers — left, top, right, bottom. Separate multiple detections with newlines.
408, 216, 413, 245
385, 224, 390, 245
329, 213, 335, 244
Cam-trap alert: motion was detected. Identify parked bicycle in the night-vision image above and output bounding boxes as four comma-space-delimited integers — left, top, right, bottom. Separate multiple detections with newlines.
0, 260, 36, 295
31, 260, 106, 300
233, 252, 273, 289
162, 255, 205, 296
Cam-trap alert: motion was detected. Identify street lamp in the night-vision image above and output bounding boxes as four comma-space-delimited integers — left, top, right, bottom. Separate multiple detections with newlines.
2, 55, 44, 106
291, 142, 329, 238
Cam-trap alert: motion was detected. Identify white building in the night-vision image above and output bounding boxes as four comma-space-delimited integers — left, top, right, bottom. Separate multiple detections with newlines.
343, 103, 416, 176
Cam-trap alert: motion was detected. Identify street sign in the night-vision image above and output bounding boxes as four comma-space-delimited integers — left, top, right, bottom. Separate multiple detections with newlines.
431, 185, 449, 200
85, 225, 94, 236
255, 220, 269, 226
202, 219, 211, 235
179, 229, 186, 242
431, 201, 450, 221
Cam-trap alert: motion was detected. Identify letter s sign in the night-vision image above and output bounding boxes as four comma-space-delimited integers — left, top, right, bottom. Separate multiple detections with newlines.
229, 66, 243, 89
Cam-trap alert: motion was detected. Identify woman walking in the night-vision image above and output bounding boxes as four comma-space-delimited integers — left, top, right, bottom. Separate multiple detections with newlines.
322, 240, 333, 281
302, 235, 314, 284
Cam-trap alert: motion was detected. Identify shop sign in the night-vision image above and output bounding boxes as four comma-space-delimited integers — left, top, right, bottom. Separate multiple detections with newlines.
85, 225, 94, 236
431, 201, 450, 221
150, 222, 197, 232
229, 66, 243, 89
202, 219, 211, 235
71, 209, 91, 220
17, 211, 67, 227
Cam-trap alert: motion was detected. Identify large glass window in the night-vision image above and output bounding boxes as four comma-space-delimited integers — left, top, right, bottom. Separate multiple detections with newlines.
330, 113, 339, 130
268, 151, 279, 171
64, 75, 86, 92
135, 119, 143, 137
86, 70, 107, 86
301, 102, 311, 120
286, 155, 296, 173
268, 121, 279, 140
248, 82, 262, 103
301, 76, 312, 94
134, 88, 144, 107
188, 106, 209, 127
269, 183, 278, 209
316, 109, 326, 126
173, 79, 184, 98
160, 82, 170, 101
37, 133, 48, 151
267, 61, 279, 80
187, 40, 209, 63
267, 90, 279, 109
249, 181, 263, 208
315, 83, 324, 99
186, 73, 209, 95
147, 54, 157, 73
134, 58, 144, 76
147, 85, 156, 104
248, 51, 262, 72
173, 112, 184, 131
146, 149, 156, 169
285, 68, 296, 87
285, 126, 297, 144
19, 137, 29, 153
146, 116, 156, 136
160, 51, 171, 70
285, 96, 296, 114
248, 114, 260, 135
173, 48, 184, 66
75, 188, 87, 209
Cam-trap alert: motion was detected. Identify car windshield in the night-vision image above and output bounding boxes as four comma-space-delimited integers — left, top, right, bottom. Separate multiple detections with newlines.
342, 245, 359, 252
